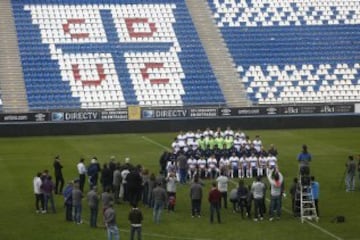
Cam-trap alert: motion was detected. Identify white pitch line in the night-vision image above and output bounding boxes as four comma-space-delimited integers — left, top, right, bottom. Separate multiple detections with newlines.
142, 136, 344, 240
141, 136, 171, 151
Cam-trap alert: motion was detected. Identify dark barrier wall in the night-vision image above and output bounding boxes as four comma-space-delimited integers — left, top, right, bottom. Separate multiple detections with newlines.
0, 114, 359, 137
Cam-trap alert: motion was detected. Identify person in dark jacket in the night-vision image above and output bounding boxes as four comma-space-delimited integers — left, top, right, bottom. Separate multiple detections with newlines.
63, 181, 73, 221
53, 155, 64, 194
190, 176, 203, 217
237, 180, 249, 218
128, 203, 143, 240
87, 186, 99, 228
208, 182, 221, 223
101, 164, 113, 193
126, 166, 143, 207
87, 158, 101, 189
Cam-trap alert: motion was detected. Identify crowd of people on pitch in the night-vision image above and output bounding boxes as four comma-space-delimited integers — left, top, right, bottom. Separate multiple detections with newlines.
33, 156, 148, 240
32, 126, 340, 239
158, 126, 289, 222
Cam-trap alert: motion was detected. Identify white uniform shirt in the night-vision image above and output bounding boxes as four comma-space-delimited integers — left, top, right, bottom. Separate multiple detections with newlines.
249, 155, 258, 168
259, 156, 268, 167
77, 162, 87, 174
233, 138, 242, 151
186, 132, 195, 146
216, 175, 229, 192
253, 139, 262, 152
219, 157, 229, 169
229, 155, 239, 168
239, 156, 247, 168
207, 157, 217, 169
197, 158, 207, 169
177, 134, 187, 146
172, 141, 180, 153
267, 155, 278, 168
224, 129, 234, 138
33, 176, 42, 194
187, 158, 197, 169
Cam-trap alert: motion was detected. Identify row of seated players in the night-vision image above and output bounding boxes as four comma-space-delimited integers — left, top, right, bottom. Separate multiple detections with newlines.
167, 152, 278, 180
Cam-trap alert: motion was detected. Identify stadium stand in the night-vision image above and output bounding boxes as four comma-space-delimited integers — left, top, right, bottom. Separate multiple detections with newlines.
12, 0, 225, 110
208, 0, 360, 105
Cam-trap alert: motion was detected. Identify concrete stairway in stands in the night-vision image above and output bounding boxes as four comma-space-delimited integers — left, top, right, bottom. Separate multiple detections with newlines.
0, 0, 28, 113
185, 0, 250, 107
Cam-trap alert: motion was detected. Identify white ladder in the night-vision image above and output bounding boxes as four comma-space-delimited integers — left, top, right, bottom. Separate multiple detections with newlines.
298, 176, 318, 223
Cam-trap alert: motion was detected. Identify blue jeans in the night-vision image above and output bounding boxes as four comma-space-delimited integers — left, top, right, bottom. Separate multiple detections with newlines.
73, 205, 82, 223
44, 193, 56, 213
107, 225, 120, 240
130, 226, 142, 240
90, 206, 98, 227
179, 169, 187, 184
269, 195, 282, 218
153, 201, 164, 224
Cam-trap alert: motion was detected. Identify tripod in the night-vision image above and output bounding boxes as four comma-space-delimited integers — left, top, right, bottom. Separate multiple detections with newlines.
339, 169, 346, 190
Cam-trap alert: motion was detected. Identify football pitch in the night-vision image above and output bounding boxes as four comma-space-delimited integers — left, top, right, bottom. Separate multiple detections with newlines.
0, 127, 359, 240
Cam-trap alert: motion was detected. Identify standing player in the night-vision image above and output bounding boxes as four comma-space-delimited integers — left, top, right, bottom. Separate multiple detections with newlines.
239, 155, 248, 179
186, 130, 196, 147
253, 135, 262, 153
233, 136, 242, 153
219, 155, 230, 177
224, 126, 234, 138
267, 153, 278, 171
77, 158, 87, 192
229, 152, 240, 178
53, 155, 64, 195
207, 154, 219, 179
258, 153, 268, 177
248, 153, 258, 178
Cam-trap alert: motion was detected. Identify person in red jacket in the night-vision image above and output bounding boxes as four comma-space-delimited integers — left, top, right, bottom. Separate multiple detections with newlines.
208, 182, 221, 223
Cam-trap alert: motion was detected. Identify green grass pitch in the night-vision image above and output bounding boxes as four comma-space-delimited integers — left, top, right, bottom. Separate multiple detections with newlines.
0, 127, 359, 240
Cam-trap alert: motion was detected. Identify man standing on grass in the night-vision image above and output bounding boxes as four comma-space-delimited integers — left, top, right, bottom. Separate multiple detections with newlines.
216, 171, 229, 209
267, 168, 284, 221
104, 202, 120, 240
128, 203, 143, 240
208, 182, 221, 224
177, 152, 188, 184
190, 176, 203, 218
251, 176, 265, 221
310, 176, 320, 217
77, 158, 87, 192
63, 181, 73, 221
345, 155, 356, 192
53, 155, 64, 195
72, 182, 83, 224
33, 172, 45, 214
87, 186, 99, 228
152, 182, 167, 224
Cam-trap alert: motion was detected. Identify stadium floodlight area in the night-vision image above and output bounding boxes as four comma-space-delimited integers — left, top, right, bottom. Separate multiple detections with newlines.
12, 0, 225, 110
208, 0, 360, 105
